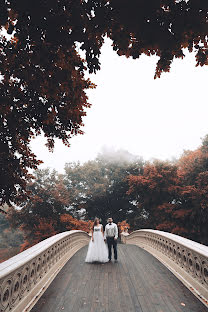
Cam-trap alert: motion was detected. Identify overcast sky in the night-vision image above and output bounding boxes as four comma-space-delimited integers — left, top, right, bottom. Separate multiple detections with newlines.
31, 38, 208, 173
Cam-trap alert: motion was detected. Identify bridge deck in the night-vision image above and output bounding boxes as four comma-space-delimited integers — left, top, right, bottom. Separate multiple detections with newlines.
31, 244, 207, 312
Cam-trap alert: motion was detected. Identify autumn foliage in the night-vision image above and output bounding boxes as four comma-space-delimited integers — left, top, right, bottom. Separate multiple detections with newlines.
127, 136, 208, 244
118, 220, 130, 233
5, 136, 208, 254
1, 0, 208, 205
19, 216, 93, 252
7, 170, 94, 251
60, 214, 93, 233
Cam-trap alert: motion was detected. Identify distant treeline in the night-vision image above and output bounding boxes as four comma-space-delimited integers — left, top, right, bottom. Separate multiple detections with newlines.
4, 135, 208, 260
0, 206, 24, 262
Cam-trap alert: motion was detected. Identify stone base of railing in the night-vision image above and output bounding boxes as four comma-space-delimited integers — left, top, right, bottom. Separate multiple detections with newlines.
121, 230, 208, 307
0, 231, 90, 312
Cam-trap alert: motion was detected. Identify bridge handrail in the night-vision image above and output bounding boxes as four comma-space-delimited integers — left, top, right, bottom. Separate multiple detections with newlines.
0, 230, 90, 312
121, 229, 208, 305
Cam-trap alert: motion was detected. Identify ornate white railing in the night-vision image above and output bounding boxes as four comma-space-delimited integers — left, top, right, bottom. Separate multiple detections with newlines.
0, 230, 90, 312
121, 229, 208, 306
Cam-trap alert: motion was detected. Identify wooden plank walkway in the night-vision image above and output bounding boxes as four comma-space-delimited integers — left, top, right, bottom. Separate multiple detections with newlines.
31, 244, 207, 312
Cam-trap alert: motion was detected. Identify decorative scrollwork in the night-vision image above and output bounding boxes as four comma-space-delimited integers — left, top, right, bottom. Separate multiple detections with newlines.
202, 260, 208, 284
0, 231, 90, 312
195, 256, 202, 281
0, 277, 12, 311
122, 229, 208, 298
20, 265, 30, 298
10, 272, 21, 307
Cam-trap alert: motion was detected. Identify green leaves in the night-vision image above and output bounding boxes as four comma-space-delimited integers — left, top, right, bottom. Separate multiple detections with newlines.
64, 155, 143, 223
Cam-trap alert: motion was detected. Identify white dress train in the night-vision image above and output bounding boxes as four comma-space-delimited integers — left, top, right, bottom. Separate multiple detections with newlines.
85, 224, 109, 263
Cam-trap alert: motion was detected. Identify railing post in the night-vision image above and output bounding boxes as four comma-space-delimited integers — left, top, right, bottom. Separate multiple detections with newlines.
120, 232, 129, 244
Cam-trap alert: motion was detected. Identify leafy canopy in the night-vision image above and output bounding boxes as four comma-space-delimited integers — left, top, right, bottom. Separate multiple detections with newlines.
0, 0, 208, 204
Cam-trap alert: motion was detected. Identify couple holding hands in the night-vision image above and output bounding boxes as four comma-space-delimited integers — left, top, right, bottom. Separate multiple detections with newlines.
85, 217, 118, 263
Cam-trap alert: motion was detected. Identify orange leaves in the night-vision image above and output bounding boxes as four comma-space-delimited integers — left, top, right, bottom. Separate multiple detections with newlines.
20, 219, 58, 251
173, 209, 192, 219
60, 213, 75, 225
0, 32, 94, 206
157, 203, 174, 213
177, 149, 202, 179
19, 214, 92, 252
5, 133, 208, 250
60, 214, 93, 233
171, 227, 189, 235
20, 240, 34, 252
179, 185, 197, 198
196, 171, 208, 188
33, 219, 57, 242
128, 161, 178, 198
118, 220, 130, 233
156, 222, 176, 232
1, 0, 208, 206
127, 136, 208, 243
127, 175, 149, 195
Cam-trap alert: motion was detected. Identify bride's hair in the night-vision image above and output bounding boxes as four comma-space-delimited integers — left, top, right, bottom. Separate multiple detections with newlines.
94, 217, 99, 226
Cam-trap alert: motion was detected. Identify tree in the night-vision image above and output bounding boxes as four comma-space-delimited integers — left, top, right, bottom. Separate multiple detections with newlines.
127, 136, 208, 244
0, 0, 97, 205
174, 145, 208, 244
64, 153, 144, 223
8, 168, 93, 250
1, 0, 208, 204
8, 169, 70, 238
0, 204, 24, 262
108, 0, 208, 78
19, 219, 58, 251
60, 214, 93, 233
127, 160, 179, 230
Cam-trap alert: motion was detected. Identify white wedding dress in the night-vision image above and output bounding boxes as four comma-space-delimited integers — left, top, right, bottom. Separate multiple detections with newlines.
85, 224, 109, 263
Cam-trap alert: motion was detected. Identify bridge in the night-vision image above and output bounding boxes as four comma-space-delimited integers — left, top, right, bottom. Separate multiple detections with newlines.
0, 230, 207, 312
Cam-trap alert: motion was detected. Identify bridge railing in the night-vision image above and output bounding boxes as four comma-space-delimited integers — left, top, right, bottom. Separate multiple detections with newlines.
121, 229, 208, 306
0, 230, 90, 312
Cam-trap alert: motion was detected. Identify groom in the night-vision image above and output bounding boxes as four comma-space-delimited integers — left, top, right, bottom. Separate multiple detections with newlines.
104, 217, 118, 262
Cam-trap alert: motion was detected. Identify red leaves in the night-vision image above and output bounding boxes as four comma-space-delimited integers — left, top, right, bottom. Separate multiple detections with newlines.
156, 222, 175, 231
20, 219, 58, 251
0, 35, 94, 205
128, 161, 178, 197
60, 214, 93, 232
173, 209, 192, 219
127, 140, 208, 244
1, 0, 208, 206
157, 203, 174, 213
19, 214, 93, 252
172, 227, 189, 235
118, 220, 130, 233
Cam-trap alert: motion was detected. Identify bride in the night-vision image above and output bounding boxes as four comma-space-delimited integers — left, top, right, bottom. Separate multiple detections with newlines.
85, 217, 108, 263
